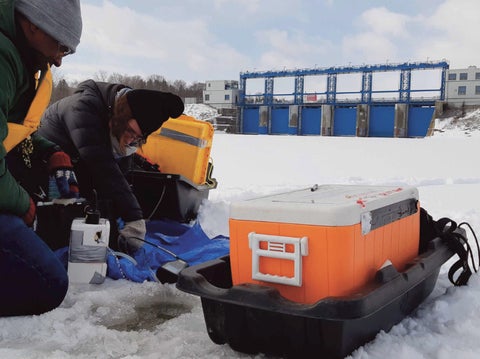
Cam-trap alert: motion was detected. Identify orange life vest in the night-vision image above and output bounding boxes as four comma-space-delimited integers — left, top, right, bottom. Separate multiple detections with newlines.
3, 66, 52, 152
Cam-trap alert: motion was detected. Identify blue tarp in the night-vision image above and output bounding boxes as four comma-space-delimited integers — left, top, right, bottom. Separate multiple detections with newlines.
57, 219, 230, 283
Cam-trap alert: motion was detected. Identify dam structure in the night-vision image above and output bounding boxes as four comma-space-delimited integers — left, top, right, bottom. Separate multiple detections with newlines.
238, 61, 449, 137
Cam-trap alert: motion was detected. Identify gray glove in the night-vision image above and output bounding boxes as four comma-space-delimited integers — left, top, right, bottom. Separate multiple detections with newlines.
118, 219, 146, 254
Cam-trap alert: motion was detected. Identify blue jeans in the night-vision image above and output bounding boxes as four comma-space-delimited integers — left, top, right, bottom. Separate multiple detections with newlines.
0, 214, 68, 316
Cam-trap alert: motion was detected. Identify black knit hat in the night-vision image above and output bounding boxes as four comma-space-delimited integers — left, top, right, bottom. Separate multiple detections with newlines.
126, 90, 184, 136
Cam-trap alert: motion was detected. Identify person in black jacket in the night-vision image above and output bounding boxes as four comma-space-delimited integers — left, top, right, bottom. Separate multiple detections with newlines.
37, 80, 184, 253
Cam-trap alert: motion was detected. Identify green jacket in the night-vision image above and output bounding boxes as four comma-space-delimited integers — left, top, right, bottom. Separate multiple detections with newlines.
0, 0, 54, 216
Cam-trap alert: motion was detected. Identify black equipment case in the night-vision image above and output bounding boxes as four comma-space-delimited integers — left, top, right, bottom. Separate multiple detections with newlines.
126, 170, 215, 222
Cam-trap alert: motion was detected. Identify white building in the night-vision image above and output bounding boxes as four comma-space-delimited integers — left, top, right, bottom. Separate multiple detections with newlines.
445, 66, 480, 107
203, 80, 239, 110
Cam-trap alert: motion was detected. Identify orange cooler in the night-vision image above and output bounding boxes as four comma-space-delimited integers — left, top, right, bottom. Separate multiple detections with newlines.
229, 184, 420, 304
138, 115, 214, 185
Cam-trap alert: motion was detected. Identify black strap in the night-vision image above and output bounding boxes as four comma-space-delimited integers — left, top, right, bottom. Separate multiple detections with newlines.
432, 215, 479, 286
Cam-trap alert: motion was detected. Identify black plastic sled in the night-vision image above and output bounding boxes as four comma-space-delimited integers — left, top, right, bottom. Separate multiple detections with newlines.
176, 237, 455, 359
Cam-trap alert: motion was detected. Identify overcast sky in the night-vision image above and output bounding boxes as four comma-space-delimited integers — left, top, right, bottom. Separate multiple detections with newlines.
55, 0, 479, 86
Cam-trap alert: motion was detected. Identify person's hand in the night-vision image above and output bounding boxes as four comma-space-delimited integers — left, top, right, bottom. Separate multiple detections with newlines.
22, 197, 36, 227
118, 219, 146, 254
47, 151, 79, 199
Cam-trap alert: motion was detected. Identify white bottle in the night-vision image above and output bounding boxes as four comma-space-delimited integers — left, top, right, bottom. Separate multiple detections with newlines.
67, 204, 110, 284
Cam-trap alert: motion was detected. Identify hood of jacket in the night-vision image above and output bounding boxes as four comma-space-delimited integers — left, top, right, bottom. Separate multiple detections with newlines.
75, 80, 129, 118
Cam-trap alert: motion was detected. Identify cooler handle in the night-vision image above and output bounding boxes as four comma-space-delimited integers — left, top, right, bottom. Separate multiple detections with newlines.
248, 232, 308, 287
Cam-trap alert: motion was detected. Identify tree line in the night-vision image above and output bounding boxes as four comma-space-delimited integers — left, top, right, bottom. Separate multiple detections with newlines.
50, 72, 205, 104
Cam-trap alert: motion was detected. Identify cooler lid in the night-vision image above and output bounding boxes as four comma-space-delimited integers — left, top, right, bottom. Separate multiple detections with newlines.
229, 184, 419, 226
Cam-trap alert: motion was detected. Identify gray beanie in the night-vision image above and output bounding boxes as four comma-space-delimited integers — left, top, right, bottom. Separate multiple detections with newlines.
15, 0, 82, 54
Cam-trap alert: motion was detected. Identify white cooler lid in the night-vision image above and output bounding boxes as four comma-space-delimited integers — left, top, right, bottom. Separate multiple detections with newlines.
229, 184, 419, 226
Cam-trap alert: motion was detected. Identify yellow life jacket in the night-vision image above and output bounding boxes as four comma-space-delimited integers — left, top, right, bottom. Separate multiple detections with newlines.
3, 66, 52, 152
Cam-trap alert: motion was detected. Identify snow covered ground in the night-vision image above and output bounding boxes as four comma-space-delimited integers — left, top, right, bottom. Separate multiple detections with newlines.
1, 110, 480, 359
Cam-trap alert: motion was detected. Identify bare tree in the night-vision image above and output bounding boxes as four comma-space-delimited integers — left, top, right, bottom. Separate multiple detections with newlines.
93, 70, 109, 82
51, 77, 74, 104
49, 72, 206, 103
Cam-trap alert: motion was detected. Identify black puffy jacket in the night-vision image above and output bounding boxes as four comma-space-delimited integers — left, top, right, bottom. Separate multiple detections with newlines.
38, 80, 143, 222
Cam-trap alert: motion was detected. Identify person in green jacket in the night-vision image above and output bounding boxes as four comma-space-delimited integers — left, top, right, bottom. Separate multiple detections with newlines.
0, 0, 82, 316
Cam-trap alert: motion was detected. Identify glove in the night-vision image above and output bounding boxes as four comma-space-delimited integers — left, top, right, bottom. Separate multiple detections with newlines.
47, 151, 79, 199
22, 197, 36, 227
118, 219, 146, 254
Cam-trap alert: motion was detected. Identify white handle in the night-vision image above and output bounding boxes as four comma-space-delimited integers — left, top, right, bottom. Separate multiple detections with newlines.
248, 232, 308, 287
